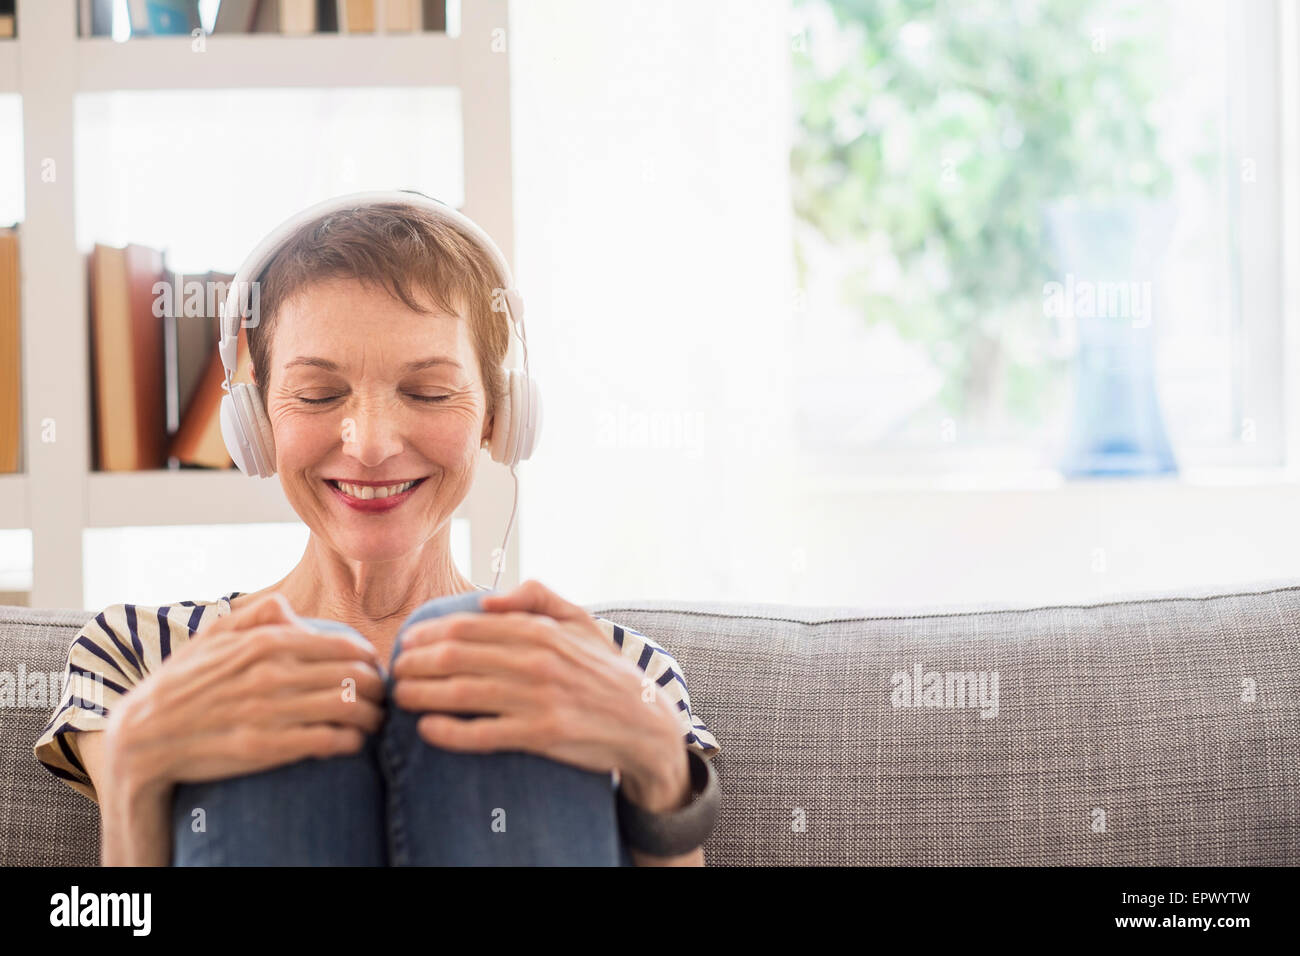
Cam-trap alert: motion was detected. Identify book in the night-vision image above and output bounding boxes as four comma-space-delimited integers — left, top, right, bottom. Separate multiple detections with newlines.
162, 294, 177, 437
88, 243, 168, 471
180, 272, 228, 428
78, 0, 116, 37
316, 0, 339, 32
168, 322, 247, 469
280, 0, 316, 34
160, 265, 224, 448
252, 0, 278, 32
213, 0, 259, 32
381, 0, 420, 32
126, 0, 200, 36
0, 227, 19, 473
338, 0, 375, 34
422, 0, 445, 32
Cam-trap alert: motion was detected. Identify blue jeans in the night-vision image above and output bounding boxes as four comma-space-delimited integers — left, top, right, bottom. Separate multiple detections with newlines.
171, 591, 632, 866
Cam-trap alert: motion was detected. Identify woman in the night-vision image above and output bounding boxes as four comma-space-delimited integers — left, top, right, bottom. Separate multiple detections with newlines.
32, 193, 720, 866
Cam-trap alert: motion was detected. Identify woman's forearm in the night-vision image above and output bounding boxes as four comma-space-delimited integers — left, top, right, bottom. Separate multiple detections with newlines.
78, 725, 174, 866
100, 778, 173, 866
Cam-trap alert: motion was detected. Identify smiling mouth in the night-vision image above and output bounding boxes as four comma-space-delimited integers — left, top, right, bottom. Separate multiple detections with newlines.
325, 477, 428, 500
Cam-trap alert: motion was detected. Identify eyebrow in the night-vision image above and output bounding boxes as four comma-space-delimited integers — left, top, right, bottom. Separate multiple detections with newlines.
283, 356, 463, 373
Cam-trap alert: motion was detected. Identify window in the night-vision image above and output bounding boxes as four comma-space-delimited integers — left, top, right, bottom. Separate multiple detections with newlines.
790, 0, 1286, 475
510, 0, 1300, 608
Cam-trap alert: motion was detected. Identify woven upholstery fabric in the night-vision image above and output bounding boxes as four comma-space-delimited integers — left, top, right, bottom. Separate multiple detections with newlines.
1, 606, 102, 866
585, 586, 1299, 867
3, 584, 1297, 866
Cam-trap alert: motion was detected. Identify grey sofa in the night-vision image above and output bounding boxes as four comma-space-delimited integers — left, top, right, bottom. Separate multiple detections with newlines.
3, 582, 1298, 866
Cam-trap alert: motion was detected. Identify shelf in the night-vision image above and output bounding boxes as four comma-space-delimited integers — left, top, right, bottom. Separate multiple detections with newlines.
76, 33, 461, 91
7, 0, 517, 606
0, 41, 16, 94
87, 470, 298, 527
0, 474, 27, 528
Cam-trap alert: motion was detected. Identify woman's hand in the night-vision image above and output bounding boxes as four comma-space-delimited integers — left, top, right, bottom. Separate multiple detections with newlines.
101, 592, 387, 810
390, 580, 693, 815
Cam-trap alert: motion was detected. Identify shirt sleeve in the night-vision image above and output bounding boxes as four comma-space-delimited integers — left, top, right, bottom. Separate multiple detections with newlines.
32, 602, 174, 803
591, 615, 721, 760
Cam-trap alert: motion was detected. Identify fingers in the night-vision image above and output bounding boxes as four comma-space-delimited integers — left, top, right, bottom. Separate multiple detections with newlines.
478, 578, 592, 625
392, 674, 539, 716
413, 713, 545, 754
401, 611, 551, 650
401, 611, 609, 660
259, 687, 387, 734
198, 591, 301, 639
265, 725, 369, 764
240, 623, 380, 669
392, 639, 547, 682
210, 725, 370, 778
253, 658, 387, 703
161, 626, 380, 732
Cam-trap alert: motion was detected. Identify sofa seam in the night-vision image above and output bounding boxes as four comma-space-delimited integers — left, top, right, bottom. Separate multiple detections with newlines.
9, 581, 1300, 629
583, 582, 1300, 626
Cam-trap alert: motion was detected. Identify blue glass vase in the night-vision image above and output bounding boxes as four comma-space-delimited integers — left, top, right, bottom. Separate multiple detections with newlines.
1044, 199, 1178, 477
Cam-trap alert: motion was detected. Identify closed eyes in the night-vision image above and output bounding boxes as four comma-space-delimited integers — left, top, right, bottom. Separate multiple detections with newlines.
298, 394, 451, 405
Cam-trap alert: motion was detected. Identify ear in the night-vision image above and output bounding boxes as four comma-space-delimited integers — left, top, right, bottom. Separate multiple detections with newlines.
481, 413, 494, 449
248, 362, 258, 388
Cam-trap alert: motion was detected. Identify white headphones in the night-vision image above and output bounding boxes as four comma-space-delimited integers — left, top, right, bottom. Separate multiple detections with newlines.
217, 189, 543, 478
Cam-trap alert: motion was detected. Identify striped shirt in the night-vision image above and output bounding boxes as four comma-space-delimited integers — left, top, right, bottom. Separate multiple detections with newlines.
32, 591, 721, 803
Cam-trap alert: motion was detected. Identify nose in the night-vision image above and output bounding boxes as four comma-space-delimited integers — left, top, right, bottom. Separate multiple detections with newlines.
340, 400, 404, 467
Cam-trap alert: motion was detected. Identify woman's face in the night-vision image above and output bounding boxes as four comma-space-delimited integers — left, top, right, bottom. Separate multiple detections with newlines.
257, 275, 489, 562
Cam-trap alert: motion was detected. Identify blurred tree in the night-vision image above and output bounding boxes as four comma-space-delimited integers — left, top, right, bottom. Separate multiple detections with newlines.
791, 0, 1178, 439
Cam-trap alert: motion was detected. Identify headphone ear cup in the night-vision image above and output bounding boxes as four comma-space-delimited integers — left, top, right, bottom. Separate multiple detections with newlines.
219, 392, 252, 476
243, 383, 277, 477
224, 383, 276, 478
518, 374, 542, 462
505, 370, 525, 468
489, 372, 514, 465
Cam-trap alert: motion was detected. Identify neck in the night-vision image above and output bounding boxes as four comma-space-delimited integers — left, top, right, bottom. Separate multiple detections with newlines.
264, 525, 477, 658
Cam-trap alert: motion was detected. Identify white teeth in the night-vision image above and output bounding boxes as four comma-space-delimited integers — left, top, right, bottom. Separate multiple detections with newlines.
335, 480, 416, 500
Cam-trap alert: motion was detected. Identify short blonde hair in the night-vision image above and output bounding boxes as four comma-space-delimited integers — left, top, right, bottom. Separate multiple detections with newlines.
246, 201, 511, 425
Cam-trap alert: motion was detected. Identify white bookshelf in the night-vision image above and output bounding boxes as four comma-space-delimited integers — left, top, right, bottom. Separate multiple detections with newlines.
76, 32, 462, 90
9, 0, 523, 608
86, 471, 298, 527
0, 474, 26, 528
0, 40, 17, 92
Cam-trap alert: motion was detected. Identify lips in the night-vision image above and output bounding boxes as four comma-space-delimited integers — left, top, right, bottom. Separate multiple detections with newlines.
328, 478, 421, 499
325, 477, 428, 513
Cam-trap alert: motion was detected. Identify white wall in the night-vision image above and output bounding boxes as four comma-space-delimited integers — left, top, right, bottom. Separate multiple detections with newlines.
510, 0, 802, 605
508, 0, 1300, 609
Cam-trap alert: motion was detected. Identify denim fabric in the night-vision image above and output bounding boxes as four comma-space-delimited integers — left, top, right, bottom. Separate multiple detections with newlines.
171, 591, 631, 866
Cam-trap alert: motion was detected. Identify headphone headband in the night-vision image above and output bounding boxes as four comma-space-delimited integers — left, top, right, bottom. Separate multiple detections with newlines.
218, 189, 523, 382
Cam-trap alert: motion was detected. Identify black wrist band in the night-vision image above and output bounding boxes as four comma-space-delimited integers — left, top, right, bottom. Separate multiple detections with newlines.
616, 749, 720, 857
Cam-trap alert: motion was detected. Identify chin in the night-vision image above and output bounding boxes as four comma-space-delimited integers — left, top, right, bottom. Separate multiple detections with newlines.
334, 533, 425, 563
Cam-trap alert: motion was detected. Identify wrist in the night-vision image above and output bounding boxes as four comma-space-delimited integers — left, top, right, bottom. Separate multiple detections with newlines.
101, 780, 173, 867
616, 747, 720, 858
98, 730, 173, 866
619, 735, 691, 813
